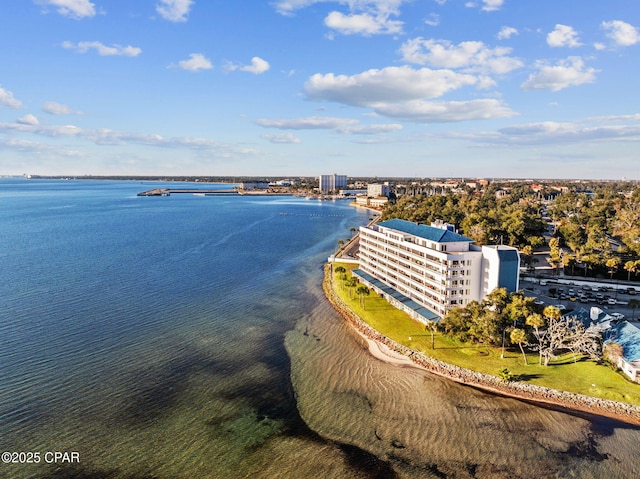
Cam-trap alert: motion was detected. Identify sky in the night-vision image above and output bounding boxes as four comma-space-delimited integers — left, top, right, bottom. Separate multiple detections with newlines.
1, 0, 639, 179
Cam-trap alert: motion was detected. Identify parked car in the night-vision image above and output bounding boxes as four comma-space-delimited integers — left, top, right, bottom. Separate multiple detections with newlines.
627, 288, 638, 295
611, 312, 625, 321
608, 298, 616, 305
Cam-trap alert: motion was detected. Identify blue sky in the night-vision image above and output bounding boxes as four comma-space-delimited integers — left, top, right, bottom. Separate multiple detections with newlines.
1, 0, 639, 179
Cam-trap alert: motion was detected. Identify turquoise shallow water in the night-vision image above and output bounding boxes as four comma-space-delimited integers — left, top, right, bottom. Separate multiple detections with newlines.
1, 179, 639, 478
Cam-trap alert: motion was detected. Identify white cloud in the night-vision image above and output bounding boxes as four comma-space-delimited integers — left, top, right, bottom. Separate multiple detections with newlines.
177, 53, 213, 72
273, 0, 406, 36
373, 99, 516, 122
547, 24, 582, 48
271, 0, 315, 16
324, 11, 402, 35
0, 86, 24, 109
587, 113, 640, 122
495, 121, 640, 144
273, 0, 407, 16
497, 26, 518, 40
42, 101, 81, 115
601, 20, 640, 47
344, 123, 403, 134
255, 116, 403, 134
62, 41, 142, 56
36, 0, 96, 19
156, 0, 193, 23
464, 0, 503, 11
225, 57, 270, 74
305, 66, 480, 106
481, 0, 503, 12
424, 13, 440, 27
0, 120, 257, 156
521, 57, 597, 92
242, 57, 270, 74
0, 138, 84, 158
17, 114, 39, 126
399, 38, 523, 74
593, 42, 606, 51
261, 133, 302, 144
303, 67, 515, 122
256, 116, 359, 130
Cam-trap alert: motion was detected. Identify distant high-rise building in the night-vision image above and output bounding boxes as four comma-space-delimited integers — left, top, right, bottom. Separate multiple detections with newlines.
319, 174, 347, 192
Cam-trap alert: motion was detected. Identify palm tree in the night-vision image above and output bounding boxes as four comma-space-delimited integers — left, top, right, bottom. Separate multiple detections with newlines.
526, 312, 546, 365
624, 260, 637, 281
350, 227, 356, 237
564, 255, 577, 276
606, 257, 621, 280
510, 328, 528, 365
345, 277, 358, 299
427, 321, 438, 350
334, 265, 346, 275
356, 285, 370, 309
628, 298, 640, 320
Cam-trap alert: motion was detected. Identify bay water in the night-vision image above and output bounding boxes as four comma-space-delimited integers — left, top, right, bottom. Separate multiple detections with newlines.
1, 179, 639, 478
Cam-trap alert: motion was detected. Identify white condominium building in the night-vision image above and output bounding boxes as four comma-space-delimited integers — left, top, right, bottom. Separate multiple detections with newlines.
355, 219, 520, 322
319, 174, 347, 192
367, 183, 390, 197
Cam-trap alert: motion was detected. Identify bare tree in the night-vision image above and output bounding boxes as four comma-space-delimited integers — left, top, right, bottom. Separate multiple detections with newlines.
538, 315, 601, 366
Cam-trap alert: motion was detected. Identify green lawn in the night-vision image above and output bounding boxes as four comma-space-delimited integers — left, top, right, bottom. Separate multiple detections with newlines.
330, 262, 640, 406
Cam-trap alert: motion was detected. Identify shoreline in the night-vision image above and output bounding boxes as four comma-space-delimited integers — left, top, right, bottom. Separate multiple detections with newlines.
322, 264, 640, 427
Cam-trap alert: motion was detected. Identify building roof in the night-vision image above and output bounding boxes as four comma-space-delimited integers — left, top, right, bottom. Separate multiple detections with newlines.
352, 269, 441, 322
377, 219, 474, 243
607, 321, 640, 362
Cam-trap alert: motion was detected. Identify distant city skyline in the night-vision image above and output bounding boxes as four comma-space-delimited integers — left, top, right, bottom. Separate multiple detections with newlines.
1, 1, 639, 179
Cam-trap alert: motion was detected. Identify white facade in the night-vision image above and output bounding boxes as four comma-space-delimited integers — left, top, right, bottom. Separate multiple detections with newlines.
357, 219, 520, 320
367, 183, 390, 197
355, 195, 388, 208
319, 174, 347, 192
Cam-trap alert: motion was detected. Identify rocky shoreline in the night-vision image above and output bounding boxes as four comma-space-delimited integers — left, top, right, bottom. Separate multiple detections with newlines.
322, 265, 640, 426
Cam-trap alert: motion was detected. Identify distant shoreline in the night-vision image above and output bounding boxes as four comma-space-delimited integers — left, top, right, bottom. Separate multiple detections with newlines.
322, 264, 640, 426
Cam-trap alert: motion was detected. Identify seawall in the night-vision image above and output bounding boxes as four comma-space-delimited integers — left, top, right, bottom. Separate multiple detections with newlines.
322, 264, 640, 426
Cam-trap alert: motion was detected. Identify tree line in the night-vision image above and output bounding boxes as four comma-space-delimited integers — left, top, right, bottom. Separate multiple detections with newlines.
381, 180, 640, 280
440, 288, 602, 366
382, 184, 547, 249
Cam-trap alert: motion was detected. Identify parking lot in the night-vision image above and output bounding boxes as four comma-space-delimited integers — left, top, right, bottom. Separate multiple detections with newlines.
522, 278, 640, 323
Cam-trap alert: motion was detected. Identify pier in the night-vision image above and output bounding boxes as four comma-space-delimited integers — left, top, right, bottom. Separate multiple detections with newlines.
137, 188, 295, 197
137, 188, 238, 196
